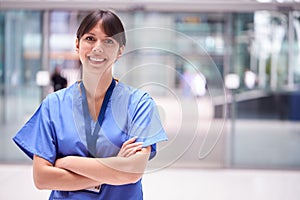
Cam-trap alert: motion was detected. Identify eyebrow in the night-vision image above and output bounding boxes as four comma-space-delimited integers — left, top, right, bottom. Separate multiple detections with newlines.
86, 32, 96, 36
85, 32, 111, 38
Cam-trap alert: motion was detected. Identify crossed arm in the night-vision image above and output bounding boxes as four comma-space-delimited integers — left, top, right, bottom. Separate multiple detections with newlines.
33, 137, 151, 191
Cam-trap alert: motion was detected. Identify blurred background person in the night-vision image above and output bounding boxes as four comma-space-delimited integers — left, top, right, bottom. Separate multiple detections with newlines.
50, 65, 67, 91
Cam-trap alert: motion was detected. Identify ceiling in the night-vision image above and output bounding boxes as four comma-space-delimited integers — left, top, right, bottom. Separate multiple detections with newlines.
0, 0, 299, 12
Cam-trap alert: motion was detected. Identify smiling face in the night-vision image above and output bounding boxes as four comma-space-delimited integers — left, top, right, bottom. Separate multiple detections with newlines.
76, 21, 124, 74
75, 10, 126, 75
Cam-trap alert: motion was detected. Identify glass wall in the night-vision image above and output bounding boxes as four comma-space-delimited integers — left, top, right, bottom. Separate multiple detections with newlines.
49, 11, 81, 89
231, 11, 300, 169
294, 11, 300, 85
0, 13, 4, 124
0, 11, 42, 162
0, 8, 299, 169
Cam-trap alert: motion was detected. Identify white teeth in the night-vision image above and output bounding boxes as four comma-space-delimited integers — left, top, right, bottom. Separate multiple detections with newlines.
90, 57, 105, 62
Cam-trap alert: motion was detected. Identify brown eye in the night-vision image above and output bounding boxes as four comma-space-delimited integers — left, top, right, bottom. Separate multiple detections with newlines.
85, 36, 95, 41
104, 38, 114, 44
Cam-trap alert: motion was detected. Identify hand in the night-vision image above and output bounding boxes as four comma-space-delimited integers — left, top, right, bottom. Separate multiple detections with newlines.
117, 137, 143, 158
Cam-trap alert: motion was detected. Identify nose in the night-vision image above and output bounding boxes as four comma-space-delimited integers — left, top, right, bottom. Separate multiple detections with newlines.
92, 41, 104, 53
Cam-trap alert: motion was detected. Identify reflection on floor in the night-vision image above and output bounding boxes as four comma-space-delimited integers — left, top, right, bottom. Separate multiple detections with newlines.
1, 96, 300, 199
0, 164, 299, 200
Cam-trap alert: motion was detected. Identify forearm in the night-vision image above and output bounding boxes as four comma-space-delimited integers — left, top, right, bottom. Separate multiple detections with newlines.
56, 147, 150, 185
33, 155, 101, 191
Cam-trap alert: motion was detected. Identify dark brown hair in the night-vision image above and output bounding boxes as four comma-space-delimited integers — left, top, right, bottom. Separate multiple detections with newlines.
76, 10, 126, 47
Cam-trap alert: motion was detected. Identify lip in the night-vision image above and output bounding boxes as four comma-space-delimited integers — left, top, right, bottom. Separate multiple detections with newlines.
89, 57, 105, 62
88, 56, 107, 64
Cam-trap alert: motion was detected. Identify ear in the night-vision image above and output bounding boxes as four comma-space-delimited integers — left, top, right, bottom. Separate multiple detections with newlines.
75, 38, 79, 51
117, 46, 125, 59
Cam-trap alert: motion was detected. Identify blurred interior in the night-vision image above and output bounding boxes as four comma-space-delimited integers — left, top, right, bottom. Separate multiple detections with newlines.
0, 0, 300, 199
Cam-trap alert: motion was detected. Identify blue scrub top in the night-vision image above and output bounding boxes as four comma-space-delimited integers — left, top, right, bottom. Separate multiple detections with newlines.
13, 81, 168, 200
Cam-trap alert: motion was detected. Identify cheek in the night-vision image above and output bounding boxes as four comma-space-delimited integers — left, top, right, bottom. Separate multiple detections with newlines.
108, 48, 120, 59
78, 40, 91, 51
78, 46, 90, 59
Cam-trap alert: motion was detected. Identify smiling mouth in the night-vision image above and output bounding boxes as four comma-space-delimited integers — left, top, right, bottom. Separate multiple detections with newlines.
89, 56, 106, 62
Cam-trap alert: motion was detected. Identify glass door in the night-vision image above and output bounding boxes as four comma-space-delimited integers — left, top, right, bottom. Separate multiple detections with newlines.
0, 10, 42, 162
0, 12, 4, 125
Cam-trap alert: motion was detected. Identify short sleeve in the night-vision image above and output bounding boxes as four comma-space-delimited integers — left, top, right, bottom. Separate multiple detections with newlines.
13, 97, 57, 164
128, 93, 168, 160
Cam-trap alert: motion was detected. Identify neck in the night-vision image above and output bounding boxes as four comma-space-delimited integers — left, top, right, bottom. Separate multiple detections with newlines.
82, 69, 112, 100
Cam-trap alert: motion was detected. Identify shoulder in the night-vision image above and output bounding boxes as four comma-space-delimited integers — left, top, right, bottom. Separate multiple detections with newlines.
114, 82, 157, 120
44, 82, 77, 106
115, 82, 152, 104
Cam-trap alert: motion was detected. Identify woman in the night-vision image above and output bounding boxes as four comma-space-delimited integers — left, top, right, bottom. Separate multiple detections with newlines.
13, 10, 167, 200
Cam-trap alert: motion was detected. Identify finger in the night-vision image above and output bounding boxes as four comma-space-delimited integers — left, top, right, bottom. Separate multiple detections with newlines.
122, 142, 143, 152
125, 142, 143, 148
120, 142, 143, 157
121, 137, 137, 147
124, 144, 143, 157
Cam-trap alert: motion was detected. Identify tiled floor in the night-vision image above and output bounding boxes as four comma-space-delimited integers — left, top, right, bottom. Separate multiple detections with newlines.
143, 168, 300, 200
1, 97, 300, 199
0, 164, 300, 200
